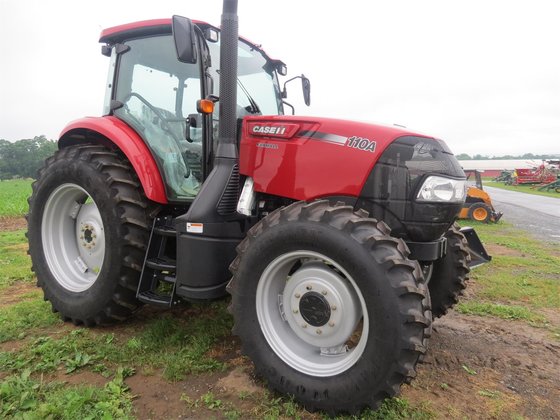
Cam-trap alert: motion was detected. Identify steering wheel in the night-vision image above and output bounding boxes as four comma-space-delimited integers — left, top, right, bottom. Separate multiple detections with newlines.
122, 92, 183, 144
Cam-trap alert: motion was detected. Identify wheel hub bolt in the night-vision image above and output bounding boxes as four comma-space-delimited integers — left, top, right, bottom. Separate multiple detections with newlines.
306, 285, 312, 290
322, 290, 328, 295
301, 323, 307, 328
316, 329, 322, 335
293, 309, 299, 314
295, 293, 301, 299
331, 305, 337, 311
329, 321, 335, 327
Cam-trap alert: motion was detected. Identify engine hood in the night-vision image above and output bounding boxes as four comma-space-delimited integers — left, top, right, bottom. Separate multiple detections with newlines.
239, 115, 439, 201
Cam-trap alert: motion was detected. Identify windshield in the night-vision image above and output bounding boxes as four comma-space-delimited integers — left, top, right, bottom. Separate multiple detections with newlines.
207, 38, 283, 116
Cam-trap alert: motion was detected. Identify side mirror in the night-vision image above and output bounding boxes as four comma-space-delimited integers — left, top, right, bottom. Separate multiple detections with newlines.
172, 15, 197, 64
301, 75, 311, 106
282, 74, 312, 107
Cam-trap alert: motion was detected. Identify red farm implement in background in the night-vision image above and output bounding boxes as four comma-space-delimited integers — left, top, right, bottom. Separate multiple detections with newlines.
513, 164, 557, 185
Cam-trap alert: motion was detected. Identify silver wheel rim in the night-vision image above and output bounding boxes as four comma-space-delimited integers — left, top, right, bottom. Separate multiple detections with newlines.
41, 183, 105, 292
256, 250, 369, 377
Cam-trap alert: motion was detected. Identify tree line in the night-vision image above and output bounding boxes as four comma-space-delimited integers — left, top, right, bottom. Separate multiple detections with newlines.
456, 153, 559, 160
0, 136, 58, 180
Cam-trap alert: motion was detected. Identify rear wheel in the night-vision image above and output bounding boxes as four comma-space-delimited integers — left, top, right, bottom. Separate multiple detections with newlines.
228, 201, 431, 414
27, 145, 151, 325
468, 202, 492, 222
428, 224, 470, 318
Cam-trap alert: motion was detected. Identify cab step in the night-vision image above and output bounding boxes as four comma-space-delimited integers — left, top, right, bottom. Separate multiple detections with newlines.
137, 216, 181, 307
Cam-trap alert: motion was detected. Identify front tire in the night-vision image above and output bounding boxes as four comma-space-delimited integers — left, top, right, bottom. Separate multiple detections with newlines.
27, 145, 151, 325
228, 201, 431, 414
428, 224, 470, 318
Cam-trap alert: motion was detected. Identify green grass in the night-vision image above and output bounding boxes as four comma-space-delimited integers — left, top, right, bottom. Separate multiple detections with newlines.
1, 306, 232, 379
456, 301, 545, 323
0, 178, 32, 217
0, 368, 133, 419
484, 181, 560, 199
0, 299, 62, 343
0, 230, 33, 289
456, 220, 560, 334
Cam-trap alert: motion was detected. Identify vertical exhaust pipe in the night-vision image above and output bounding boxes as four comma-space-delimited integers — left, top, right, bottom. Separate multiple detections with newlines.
216, 0, 239, 160
174, 0, 244, 300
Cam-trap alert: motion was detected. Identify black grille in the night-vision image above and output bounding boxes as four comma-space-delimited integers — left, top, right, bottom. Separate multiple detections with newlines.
357, 136, 465, 242
217, 164, 239, 215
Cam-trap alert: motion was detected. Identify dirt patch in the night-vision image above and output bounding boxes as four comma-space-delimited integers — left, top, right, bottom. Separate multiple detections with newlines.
404, 311, 560, 419
484, 243, 526, 257
126, 370, 230, 419
50, 369, 108, 388
0, 216, 26, 231
0, 339, 26, 353
216, 367, 262, 395
0, 281, 38, 307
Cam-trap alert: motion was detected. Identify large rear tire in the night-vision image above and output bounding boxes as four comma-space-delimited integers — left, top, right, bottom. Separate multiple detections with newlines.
227, 201, 431, 414
428, 223, 470, 318
27, 145, 151, 325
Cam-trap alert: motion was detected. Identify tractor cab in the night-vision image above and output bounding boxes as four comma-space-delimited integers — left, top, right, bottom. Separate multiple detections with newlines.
99, 19, 285, 201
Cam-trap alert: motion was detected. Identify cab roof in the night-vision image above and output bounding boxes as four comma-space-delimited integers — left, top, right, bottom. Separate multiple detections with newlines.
98, 18, 281, 66
99, 18, 210, 44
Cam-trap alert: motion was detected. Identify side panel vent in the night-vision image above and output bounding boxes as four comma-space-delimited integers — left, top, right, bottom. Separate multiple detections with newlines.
217, 164, 240, 215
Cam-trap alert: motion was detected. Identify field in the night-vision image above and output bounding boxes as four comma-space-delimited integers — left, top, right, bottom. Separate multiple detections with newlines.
0, 179, 32, 217
1, 179, 559, 419
484, 180, 560, 199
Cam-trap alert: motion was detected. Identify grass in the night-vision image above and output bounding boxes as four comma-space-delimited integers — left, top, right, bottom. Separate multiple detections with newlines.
0, 213, 558, 417
0, 299, 62, 343
0, 178, 32, 217
456, 220, 560, 335
0, 307, 231, 378
457, 301, 545, 323
484, 181, 560, 199
0, 230, 33, 289
0, 368, 133, 419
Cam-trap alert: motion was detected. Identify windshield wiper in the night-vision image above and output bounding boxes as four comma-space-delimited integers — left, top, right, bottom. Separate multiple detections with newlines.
237, 78, 261, 114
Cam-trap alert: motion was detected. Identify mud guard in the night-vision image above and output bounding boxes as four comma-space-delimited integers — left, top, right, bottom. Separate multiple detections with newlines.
460, 227, 492, 268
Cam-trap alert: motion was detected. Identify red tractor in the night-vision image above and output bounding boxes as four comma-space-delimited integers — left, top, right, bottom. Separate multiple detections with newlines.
27, 0, 490, 414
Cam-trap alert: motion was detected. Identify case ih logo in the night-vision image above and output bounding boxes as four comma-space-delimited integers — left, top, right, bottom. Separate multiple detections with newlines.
248, 122, 299, 139
252, 125, 287, 136
346, 136, 376, 152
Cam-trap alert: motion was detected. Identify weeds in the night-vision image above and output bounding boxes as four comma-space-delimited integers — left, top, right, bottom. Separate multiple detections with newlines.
0, 368, 133, 419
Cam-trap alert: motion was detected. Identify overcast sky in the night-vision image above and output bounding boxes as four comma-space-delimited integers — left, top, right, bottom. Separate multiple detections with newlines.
1, 0, 558, 156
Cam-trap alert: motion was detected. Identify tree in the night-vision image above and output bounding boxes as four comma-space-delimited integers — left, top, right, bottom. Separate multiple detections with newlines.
0, 136, 57, 180
455, 153, 472, 160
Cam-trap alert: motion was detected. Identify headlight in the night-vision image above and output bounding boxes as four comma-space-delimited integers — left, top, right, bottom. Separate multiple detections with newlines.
416, 176, 467, 203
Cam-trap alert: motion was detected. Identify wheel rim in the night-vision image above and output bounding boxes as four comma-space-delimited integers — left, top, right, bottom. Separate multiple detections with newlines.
41, 183, 105, 292
472, 207, 488, 221
256, 250, 368, 377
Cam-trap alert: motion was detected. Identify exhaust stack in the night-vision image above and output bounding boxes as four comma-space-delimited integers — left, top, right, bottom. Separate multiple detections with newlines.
216, 0, 239, 160
174, 0, 244, 301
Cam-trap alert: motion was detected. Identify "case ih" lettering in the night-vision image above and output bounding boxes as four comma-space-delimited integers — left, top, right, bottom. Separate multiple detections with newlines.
252, 125, 287, 135
346, 136, 376, 152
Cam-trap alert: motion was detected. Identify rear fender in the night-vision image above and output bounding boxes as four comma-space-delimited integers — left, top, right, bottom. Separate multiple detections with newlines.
58, 116, 167, 204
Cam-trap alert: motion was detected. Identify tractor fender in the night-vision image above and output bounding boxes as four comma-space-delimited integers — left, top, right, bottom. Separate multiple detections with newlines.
58, 116, 168, 204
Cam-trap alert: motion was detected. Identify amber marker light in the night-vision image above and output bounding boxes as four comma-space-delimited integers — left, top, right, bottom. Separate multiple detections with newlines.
197, 99, 215, 114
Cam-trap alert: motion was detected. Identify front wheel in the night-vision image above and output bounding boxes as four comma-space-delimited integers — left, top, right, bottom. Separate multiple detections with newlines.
428, 223, 471, 318
27, 145, 151, 325
227, 201, 431, 414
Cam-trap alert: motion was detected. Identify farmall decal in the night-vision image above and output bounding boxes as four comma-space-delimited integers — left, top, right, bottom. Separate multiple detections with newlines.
346, 136, 376, 152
